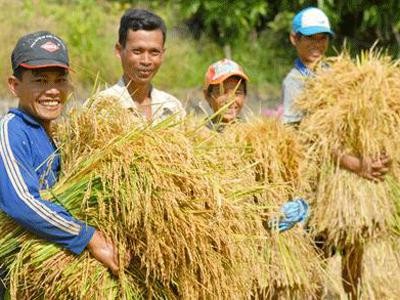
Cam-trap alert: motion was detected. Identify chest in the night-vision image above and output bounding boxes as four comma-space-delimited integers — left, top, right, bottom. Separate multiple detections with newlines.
26, 128, 60, 189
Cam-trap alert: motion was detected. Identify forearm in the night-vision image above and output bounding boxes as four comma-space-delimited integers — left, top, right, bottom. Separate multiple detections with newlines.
332, 147, 361, 173
0, 195, 95, 254
0, 169, 94, 254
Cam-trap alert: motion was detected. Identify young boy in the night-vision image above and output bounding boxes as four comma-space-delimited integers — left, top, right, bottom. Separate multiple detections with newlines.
203, 58, 309, 231
0, 32, 120, 296
203, 58, 248, 131
281, 7, 333, 125
282, 8, 390, 298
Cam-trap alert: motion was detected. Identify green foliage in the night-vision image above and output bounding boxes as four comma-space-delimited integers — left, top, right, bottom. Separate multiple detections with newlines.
2, 0, 400, 102
45, 0, 123, 89
320, 1, 400, 55
174, 0, 268, 47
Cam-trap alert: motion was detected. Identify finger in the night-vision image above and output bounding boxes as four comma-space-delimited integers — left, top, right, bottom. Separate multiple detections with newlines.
362, 172, 379, 182
125, 251, 132, 267
380, 155, 392, 165
370, 172, 386, 182
113, 249, 120, 269
370, 161, 383, 169
380, 153, 389, 159
371, 172, 384, 180
379, 167, 389, 175
109, 263, 119, 277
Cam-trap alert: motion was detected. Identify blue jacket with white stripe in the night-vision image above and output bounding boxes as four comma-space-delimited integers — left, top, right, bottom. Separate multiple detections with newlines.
0, 108, 95, 254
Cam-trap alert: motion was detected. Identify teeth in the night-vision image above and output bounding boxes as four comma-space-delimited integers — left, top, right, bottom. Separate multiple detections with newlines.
40, 101, 59, 107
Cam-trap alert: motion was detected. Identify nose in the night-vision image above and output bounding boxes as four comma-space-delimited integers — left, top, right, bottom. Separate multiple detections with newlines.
140, 52, 151, 66
44, 85, 61, 97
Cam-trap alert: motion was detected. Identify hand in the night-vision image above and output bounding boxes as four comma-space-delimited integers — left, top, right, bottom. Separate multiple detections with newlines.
358, 154, 391, 182
87, 230, 119, 276
339, 153, 391, 182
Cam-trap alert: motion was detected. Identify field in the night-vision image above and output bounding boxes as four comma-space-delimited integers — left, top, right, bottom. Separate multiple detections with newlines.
0, 0, 398, 299
0, 0, 290, 116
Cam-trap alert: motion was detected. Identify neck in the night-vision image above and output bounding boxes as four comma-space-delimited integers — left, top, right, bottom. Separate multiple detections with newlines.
18, 106, 53, 136
123, 76, 151, 104
300, 58, 319, 71
42, 121, 52, 136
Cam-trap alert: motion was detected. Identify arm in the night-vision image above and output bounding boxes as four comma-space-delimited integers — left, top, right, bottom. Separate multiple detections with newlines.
332, 147, 391, 182
0, 123, 94, 254
281, 74, 304, 124
0, 121, 120, 273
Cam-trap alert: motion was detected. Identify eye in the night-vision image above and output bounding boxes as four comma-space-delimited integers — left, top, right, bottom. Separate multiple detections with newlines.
56, 77, 68, 84
132, 49, 142, 55
150, 49, 161, 56
34, 78, 47, 85
235, 90, 245, 95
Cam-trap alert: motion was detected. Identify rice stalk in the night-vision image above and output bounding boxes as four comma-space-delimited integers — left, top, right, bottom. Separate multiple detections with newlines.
297, 50, 400, 248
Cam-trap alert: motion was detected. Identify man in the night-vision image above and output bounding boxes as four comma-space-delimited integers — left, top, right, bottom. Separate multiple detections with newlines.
0, 32, 120, 297
91, 8, 185, 123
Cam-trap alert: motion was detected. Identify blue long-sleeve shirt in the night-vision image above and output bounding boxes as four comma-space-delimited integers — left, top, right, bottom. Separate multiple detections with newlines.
0, 108, 94, 254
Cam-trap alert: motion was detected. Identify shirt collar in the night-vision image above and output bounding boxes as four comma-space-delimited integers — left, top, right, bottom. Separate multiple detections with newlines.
120, 78, 153, 100
117, 78, 176, 119
294, 58, 313, 77
9, 108, 42, 127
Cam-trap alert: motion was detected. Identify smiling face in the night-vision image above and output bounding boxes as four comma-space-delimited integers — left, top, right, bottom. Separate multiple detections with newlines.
205, 76, 246, 123
8, 67, 70, 126
290, 32, 329, 67
116, 29, 165, 87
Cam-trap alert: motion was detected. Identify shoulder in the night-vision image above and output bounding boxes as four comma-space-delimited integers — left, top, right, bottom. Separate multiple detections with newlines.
1, 113, 29, 137
152, 88, 185, 112
85, 80, 127, 107
283, 68, 303, 86
0, 113, 31, 154
98, 82, 124, 97
152, 88, 181, 105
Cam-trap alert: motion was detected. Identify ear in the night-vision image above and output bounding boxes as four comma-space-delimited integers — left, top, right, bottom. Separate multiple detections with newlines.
8, 76, 19, 97
289, 32, 297, 47
115, 42, 122, 58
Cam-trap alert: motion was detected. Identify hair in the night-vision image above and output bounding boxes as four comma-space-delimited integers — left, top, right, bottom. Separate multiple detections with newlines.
207, 76, 247, 97
13, 66, 28, 80
118, 9, 167, 47
13, 66, 68, 80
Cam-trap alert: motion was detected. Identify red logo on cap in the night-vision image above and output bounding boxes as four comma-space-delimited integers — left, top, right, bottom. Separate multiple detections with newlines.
40, 41, 59, 52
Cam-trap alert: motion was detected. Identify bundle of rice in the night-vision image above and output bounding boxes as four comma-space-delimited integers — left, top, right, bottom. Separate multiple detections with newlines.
203, 119, 328, 298
360, 236, 400, 299
1, 101, 267, 299
297, 51, 400, 249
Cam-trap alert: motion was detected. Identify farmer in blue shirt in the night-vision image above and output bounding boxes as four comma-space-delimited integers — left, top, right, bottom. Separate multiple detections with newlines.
0, 31, 120, 298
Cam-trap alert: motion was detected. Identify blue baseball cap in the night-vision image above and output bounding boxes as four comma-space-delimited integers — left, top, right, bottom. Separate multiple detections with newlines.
292, 7, 333, 36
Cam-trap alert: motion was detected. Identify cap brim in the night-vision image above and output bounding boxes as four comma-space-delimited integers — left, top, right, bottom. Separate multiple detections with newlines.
298, 26, 334, 36
208, 72, 249, 85
20, 59, 70, 70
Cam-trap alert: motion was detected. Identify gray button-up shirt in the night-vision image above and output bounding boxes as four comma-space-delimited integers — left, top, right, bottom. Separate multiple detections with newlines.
281, 67, 306, 124
90, 78, 186, 123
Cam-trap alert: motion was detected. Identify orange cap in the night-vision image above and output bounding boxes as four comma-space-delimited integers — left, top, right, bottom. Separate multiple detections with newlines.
204, 59, 249, 91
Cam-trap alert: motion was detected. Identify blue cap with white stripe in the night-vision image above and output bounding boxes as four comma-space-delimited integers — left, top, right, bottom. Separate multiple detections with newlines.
292, 7, 333, 36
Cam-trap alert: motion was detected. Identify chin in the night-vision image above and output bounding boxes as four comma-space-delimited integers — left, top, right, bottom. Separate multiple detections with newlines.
222, 116, 235, 123
38, 110, 62, 121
